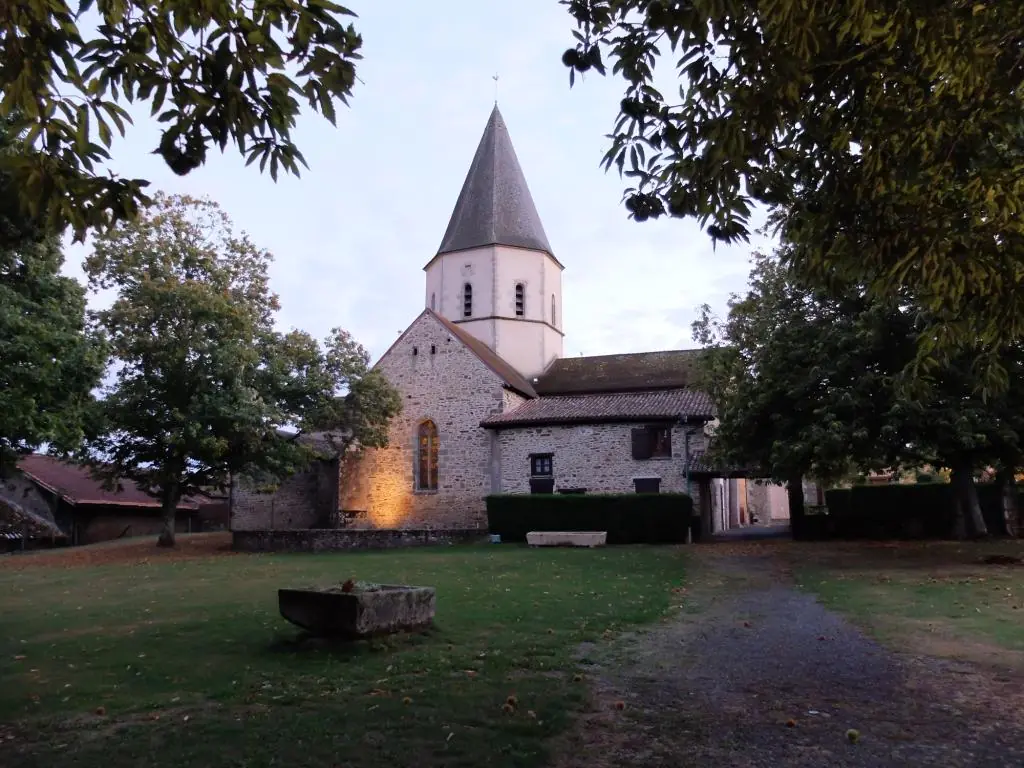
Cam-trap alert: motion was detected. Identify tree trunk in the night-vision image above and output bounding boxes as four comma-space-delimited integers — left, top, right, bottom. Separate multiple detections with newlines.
157, 483, 180, 548
950, 462, 988, 539
997, 468, 1019, 538
788, 475, 806, 540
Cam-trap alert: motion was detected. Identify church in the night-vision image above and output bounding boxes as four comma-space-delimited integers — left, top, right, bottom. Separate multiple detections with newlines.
231, 106, 789, 535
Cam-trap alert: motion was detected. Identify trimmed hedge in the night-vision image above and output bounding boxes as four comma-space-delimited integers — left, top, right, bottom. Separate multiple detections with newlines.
486, 493, 694, 545
818, 483, 1017, 540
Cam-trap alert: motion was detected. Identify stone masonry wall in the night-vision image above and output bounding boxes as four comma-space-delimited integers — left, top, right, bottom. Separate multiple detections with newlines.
232, 527, 485, 553
496, 423, 706, 508
230, 458, 337, 531
340, 312, 512, 530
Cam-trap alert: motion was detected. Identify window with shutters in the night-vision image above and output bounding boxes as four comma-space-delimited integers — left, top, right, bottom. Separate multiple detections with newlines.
515, 283, 525, 316
631, 425, 672, 460
415, 420, 439, 491
463, 283, 473, 317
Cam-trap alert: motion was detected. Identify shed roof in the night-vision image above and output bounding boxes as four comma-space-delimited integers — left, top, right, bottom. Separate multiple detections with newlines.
17, 454, 201, 509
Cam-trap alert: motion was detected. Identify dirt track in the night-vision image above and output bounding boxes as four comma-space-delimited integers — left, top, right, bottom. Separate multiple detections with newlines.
553, 547, 1024, 768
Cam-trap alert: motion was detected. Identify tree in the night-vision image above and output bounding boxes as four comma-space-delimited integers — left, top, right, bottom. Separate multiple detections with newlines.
692, 251, 910, 535
694, 250, 1024, 538
84, 193, 400, 546
562, 0, 1024, 389
0, 122, 106, 476
1, 0, 362, 242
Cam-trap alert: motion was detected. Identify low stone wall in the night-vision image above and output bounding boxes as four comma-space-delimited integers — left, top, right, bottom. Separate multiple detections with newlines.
232, 528, 487, 553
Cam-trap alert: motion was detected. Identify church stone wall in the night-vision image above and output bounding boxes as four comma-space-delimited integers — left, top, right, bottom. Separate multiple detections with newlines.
230, 458, 337, 530
495, 423, 705, 509
340, 312, 508, 530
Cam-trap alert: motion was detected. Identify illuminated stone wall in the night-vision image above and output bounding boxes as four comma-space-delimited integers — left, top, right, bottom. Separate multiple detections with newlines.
340, 311, 512, 530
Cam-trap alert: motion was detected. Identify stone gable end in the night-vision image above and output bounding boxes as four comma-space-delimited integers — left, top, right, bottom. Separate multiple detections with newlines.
340, 312, 512, 529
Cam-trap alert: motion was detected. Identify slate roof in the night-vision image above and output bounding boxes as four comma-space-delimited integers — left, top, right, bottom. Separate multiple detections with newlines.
17, 454, 201, 509
534, 349, 707, 395
434, 105, 555, 259
481, 388, 714, 428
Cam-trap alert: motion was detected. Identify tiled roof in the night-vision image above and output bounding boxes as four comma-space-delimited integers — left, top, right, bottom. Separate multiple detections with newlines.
17, 454, 201, 509
434, 105, 555, 259
0, 498, 65, 538
686, 446, 758, 477
535, 349, 706, 395
481, 388, 714, 427
428, 310, 538, 398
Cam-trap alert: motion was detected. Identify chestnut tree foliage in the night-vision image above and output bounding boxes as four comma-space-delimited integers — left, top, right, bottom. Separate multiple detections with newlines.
0, 0, 362, 242
694, 251, 1024, 538
84, 193, 400, 546
0, 119, 107, 475
562, 0, 1024, 390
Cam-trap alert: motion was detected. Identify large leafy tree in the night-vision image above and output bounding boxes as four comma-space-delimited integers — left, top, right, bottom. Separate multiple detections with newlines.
693, 252, 910, 535
697, 251, 1024, 538
0, 121, 106, 475
1, 0, 362, 241
562, 0, 1024, 389
84, 193, 400, 546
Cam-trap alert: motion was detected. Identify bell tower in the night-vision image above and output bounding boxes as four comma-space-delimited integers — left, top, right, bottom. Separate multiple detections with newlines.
423, 105, 563, 379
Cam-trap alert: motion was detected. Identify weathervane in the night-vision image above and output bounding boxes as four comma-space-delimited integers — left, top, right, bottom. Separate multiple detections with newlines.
492, 73, 499, 104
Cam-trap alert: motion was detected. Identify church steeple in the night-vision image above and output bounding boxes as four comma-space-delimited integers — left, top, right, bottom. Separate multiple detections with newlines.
424, 105, 564, 379
435, 105, 553, 257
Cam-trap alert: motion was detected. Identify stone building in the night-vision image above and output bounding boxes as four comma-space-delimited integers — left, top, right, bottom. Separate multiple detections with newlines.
232, 105, 788, 534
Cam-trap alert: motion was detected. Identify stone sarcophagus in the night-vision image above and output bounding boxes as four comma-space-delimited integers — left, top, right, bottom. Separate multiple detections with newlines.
278, 582, 436, 639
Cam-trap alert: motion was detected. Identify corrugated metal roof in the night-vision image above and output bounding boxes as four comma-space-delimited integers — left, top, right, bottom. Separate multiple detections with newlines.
481, 388, 714, 427
434, 105, 554, 258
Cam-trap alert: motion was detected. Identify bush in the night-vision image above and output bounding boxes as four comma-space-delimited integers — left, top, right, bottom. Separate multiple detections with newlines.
821, 483, 1018, 540
485, 493, 693, 545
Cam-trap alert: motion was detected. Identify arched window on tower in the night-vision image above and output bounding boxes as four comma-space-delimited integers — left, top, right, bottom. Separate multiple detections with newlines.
515, 283, 525, 316
416, 420, 439, 491
430, 292, 436, 311
551, 294, 557, 326
463, 283, 473, 318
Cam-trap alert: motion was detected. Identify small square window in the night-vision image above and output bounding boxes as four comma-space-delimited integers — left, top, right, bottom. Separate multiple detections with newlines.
631, 425, 672, 460
530, 454, 553, 477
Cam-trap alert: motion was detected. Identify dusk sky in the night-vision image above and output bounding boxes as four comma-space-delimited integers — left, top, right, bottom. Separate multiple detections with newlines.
64, 0, 772, 362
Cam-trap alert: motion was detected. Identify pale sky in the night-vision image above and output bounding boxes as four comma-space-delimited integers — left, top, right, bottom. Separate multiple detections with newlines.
64, 0, 771, 363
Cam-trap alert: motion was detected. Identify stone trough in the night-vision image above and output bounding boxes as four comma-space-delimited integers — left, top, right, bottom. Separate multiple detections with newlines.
278, 582, 436, 639
526, 531, 607, 548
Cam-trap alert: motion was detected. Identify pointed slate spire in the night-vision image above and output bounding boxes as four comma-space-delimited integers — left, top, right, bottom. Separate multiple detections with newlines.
436, 105, 553, 257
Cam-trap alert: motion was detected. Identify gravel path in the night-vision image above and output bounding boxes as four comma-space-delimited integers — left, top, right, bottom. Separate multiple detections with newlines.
553, 551, 1024, 768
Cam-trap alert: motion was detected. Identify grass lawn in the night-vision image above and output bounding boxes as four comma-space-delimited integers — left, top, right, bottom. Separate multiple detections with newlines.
0, 537, 685, 768
791, 540, 1024, 668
